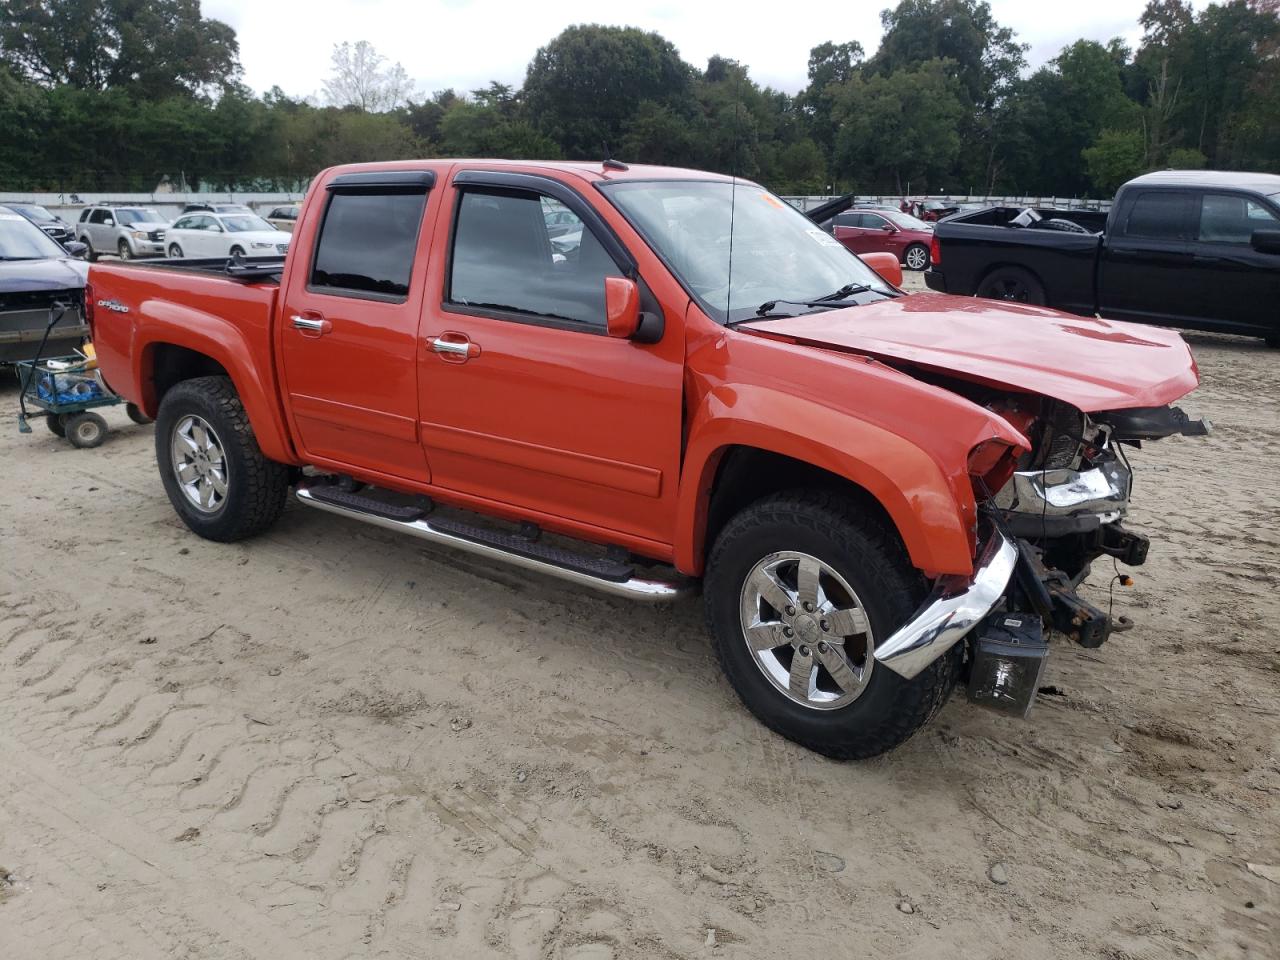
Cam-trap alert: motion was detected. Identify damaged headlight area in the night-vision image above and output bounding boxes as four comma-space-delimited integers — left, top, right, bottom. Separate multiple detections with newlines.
956, 399, 1209, 717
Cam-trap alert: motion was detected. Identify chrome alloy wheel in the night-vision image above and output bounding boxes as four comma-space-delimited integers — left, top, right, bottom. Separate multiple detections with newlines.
739, 551, 875, 710
905, 245, 928, 270
171, 414, 228, 512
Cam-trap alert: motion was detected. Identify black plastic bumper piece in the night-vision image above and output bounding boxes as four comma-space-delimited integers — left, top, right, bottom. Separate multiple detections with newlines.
966, 611, 1049, 717
924, 269, 946, 293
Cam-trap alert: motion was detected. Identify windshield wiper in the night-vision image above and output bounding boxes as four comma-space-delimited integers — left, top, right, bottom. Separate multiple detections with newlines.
750, 282, 875, 319
811, 282, 872, 302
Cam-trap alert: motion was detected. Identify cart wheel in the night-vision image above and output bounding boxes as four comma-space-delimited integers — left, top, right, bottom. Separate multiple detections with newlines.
126, 402, 154, 425
65, 411, 108, 449
46, 414, 67, 438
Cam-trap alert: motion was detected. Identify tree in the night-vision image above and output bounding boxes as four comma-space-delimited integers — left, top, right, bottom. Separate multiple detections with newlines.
0, 0, 240, 98
799, 40, 864, 154
323, 41, 415, 112
831, 59, 966, 192
523, 24, 697, 159
1083, 129, 1146, 193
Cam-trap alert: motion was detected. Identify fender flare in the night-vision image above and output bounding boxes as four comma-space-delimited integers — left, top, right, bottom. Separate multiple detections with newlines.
133, 301, 296, 464
674, 384, 982, 579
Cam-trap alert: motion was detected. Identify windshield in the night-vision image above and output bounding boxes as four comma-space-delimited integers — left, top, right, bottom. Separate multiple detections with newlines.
221, 215, 274, 233
0, 212, 68, 259
12, 204, 57, 222
603, 180, 892, 324
117, 208, 164, 224
887, 211, 931, 230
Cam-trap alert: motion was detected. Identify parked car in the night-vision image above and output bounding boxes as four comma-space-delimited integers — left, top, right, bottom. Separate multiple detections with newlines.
926, 170, 1280, 345
6, 202, 75, 245
182, 202, 254, 215
164, 211, 290, 259
265, 204, 300, 232
75, 205, 168, 260
830, 209, 935, 270
0, 205, 89, 364
87, 160, 1205, 760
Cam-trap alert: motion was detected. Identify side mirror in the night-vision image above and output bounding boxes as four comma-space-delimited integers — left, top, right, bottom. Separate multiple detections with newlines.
860, 252, 903, 288
64, 241, 88, 259
1251, 228, 1280, 254
103, 218, 114, 226
881, 223, 897, 232
604, 276, 641, 339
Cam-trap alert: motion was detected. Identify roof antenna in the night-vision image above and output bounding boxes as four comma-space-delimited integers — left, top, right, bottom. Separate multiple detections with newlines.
602, 141, 629, 172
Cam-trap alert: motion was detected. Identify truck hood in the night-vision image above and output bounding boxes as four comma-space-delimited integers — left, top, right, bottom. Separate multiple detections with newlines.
742, 292, 1199, 412
0, 256, 88, 294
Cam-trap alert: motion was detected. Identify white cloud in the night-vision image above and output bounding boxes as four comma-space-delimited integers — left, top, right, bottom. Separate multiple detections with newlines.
203, 0, 1151, 101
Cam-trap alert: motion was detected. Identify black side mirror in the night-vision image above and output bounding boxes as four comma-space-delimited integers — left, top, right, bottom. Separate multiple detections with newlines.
1251, 228, 1280, 254
64, 241, 88, 259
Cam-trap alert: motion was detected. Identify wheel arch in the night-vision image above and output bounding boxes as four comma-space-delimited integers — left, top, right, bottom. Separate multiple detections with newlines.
976, 261, 1048, 302
674, 386, 980, 580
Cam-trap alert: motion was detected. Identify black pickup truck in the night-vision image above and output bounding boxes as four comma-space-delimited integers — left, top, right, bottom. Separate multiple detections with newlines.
926, 171, 1280, 346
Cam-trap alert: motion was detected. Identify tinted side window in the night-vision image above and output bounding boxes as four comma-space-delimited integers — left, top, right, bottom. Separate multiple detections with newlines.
1122, 192, 1189, 240
833, 213, 858, 228
863, 214, 888, 229
1198, 193, 1278, 243
79, 209, 91, 222
90, 209, 109, 224
448, 189, 622, 329
310, 191, 427, 300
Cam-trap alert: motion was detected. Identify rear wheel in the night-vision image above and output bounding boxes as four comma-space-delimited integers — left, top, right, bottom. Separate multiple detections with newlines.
82, 238, 97, 262
903, 243, 930, 271
976, 266, 1046, 305
65, 411, 108, 448
117, 239, 132, 260
154, 376, 289, 541
168, 243, 183, 258
704, 490, 961, 760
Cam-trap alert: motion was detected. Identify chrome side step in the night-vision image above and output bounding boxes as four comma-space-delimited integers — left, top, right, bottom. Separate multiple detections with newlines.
294, 484, 695, 603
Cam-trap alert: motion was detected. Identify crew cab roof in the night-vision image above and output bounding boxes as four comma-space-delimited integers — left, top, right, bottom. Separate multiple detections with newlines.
1124, 170, 1280, 194
315, 159, 741, 188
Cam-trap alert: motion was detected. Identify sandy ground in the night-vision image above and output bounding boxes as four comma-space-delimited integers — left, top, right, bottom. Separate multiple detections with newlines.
1, 278, 1277, 959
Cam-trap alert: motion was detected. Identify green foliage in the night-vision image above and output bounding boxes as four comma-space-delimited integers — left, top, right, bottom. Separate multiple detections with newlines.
1083, 129, 1147, 193
0, 4, 1278, 198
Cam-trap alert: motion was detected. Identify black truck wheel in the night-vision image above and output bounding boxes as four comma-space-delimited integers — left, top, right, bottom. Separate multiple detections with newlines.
154, 376, 290, 542
976, 266, 1046, 305
65, 411, 108, 448
704, 490, 961, 760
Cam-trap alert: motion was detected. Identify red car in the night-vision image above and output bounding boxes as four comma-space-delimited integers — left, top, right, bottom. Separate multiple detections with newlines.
831, 208, 934, 270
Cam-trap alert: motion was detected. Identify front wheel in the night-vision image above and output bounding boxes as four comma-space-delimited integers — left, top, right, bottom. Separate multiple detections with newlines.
117, 239, 132, 260
704, 491, 960, 760
903, 243, 930, 271
229, 245, 245, 258
154, 376, 290, 542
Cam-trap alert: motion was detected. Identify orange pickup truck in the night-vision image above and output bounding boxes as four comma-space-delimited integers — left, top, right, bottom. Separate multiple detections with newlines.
88, 160, 1208, 759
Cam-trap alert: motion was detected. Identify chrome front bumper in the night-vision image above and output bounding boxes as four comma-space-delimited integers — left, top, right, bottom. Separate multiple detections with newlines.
874, 530, 1018, 680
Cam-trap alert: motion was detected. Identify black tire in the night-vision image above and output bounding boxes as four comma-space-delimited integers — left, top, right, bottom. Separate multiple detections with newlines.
154, 376, 290, 542
118, 239, 132, 260
46, 414, 66, 437
229, 245, 245, 258
64, 411, 107, 448
1265, 334, 1280, 349
903, 243, 930, 271
82, 238, 97, 262
704, 490, 960, 760
975, 266, 1046, 305
168, 243, 183, 258
126, 402, 153, 425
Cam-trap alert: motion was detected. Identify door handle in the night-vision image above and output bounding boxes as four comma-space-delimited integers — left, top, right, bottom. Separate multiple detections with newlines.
291, 315, 331, 335
429, 334, 480, 361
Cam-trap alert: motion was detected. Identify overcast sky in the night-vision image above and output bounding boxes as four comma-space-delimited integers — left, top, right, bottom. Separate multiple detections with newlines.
203, 0, 1153, 101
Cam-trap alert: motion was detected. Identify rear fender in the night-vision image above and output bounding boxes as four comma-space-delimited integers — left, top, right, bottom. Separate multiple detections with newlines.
675, 385, 998, 578
134, 301, 295, 464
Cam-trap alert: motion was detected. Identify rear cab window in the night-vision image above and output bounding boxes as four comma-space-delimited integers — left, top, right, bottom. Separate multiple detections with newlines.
1119, 191, 1193, 240
309, 188, 429, 301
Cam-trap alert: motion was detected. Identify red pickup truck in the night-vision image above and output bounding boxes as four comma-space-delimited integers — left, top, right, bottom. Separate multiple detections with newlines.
87, 160, 1207, 759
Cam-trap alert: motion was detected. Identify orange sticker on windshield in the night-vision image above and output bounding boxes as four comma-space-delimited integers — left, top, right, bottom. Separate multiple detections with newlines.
760, 193, 785, 209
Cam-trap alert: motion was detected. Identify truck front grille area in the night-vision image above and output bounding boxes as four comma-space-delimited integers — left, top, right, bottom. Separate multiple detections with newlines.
148, 229, 166, 242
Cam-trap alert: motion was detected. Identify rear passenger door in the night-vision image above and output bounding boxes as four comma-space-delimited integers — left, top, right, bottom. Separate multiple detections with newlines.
1098, 190, 1198, 327
277, 170, 438, 481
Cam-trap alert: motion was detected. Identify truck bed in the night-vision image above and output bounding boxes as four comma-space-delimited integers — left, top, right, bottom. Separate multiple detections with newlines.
928, 206, 1105, 316
113, 255, 287, 285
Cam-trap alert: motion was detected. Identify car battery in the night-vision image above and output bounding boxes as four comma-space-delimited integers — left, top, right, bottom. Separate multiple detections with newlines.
966, 612, 1049, 718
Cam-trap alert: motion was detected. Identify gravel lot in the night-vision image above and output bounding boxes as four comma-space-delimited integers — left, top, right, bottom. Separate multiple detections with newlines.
1, 278, 1277, 958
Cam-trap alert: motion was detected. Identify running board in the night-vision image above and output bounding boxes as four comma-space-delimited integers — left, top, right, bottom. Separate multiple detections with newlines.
294, 484, 694, 602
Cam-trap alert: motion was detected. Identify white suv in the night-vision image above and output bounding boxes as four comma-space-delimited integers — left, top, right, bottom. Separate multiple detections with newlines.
76, 205, 168, 260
